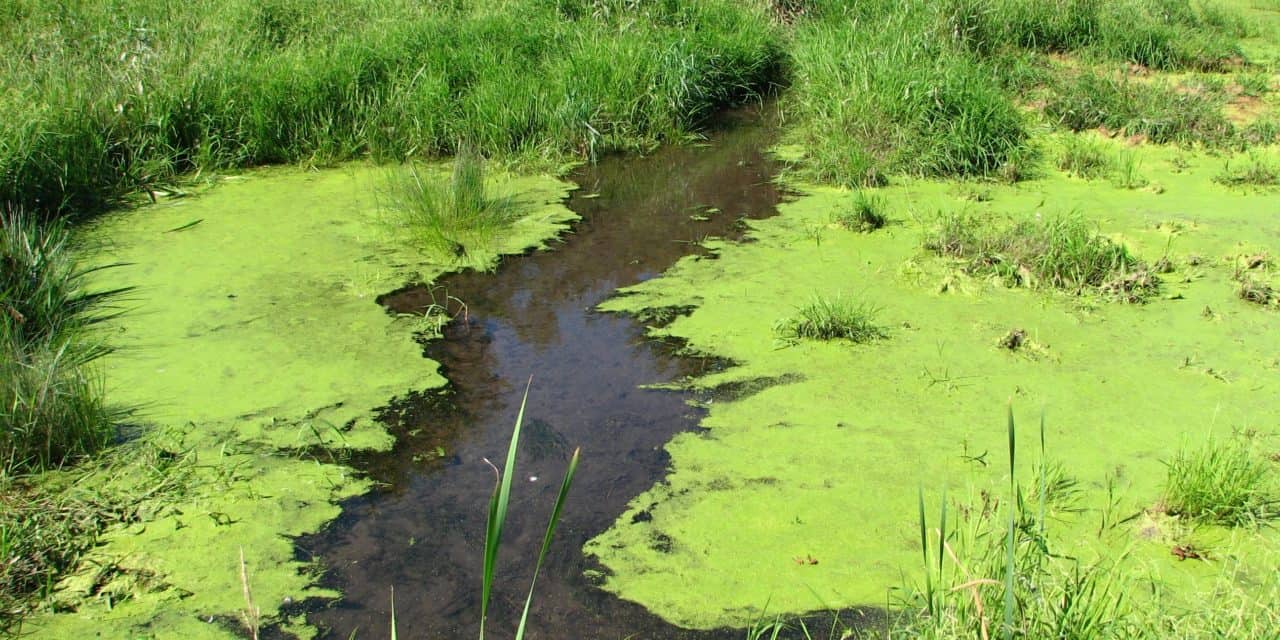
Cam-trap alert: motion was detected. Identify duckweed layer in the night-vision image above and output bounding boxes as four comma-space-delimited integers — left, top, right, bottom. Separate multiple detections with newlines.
27, 165, 575, 638
586, 144, 1280, 628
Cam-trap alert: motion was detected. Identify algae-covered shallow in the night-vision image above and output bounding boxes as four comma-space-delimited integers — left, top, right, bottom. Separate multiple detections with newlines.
85, 165, 576, 451
303, 107, 787, 639
587, 144, 1280, 628
25, 164, 576, 638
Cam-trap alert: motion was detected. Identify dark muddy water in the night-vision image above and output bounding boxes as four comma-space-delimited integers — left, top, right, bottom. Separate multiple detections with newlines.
301, 107, 785, 639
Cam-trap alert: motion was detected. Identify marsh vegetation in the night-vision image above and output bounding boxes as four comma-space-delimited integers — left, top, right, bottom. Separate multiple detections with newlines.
383, 150, 524, 261
774, 296, 887, 344
5, 0, 1280, 637
924, 211, 1157, 300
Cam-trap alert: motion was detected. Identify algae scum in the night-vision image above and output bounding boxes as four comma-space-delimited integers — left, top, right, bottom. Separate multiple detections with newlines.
37, 112, 1280, 639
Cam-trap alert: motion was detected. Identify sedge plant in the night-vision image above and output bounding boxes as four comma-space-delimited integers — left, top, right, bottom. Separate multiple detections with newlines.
479, 379, 581, 640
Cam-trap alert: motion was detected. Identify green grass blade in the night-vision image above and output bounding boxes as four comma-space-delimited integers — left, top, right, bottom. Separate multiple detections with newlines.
1038, 408, 1047, 538
515, 447, 581, 640
938, 486, 947, 587
390, 586, 397, 640
481, 377, 533, 639
1007, 404, 1016, 493
918, 485, 933, 618
1004, 406, 1017, 640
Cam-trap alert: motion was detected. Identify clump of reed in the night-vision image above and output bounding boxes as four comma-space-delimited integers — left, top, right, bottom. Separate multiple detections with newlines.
1162, 436, 1276, 526
748, 408, 1280, 639
476, 381, 579, 640
774, 295, 887, 344
900, 411, 1280, 640
924, 210, 1157, 301
1057, 135, 1113, 179
1214, 154, 1280, 188
384, 150, 523, 261
832, 191, 888, 232
899, 410, 1132, 640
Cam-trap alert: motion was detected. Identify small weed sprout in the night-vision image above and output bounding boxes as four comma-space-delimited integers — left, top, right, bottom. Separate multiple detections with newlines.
832, 191, 888, 232
1111, 150, 1149, 190
1163, 437, 1275, 526
1236, 276, 1275, 306
385, 149, 524, 261
1214, 154, 1280, 187
774, 296, 887, 344
1058, 136, 1112, 179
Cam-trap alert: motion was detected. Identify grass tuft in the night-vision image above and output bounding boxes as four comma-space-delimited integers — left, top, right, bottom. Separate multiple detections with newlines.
774, 295, 887, 343
925, 210, 1157, 300
1214, 154, 1280, 187
1237, 276, 1276, 306
1162, 437, 1275, 526
1057, 135, 1113, 179
1236, 72, 1272, 97
384, 150, 524, 262
832, 191, 888, 232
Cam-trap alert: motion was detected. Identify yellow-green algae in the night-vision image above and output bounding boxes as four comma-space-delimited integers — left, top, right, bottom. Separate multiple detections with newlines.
27, 164, 576, 638
586, 143, 1280, 628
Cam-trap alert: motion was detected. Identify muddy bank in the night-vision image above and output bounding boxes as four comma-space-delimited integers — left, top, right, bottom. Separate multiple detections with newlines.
302, 107, 802, 638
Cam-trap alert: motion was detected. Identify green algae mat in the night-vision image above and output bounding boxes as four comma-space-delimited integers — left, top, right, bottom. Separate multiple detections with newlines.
30, 165, 575, 638
586, 142, 1280, 628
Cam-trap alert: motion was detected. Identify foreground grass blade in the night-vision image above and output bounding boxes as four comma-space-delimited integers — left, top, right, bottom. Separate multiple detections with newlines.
480, 378, 533, 639
516, 447, 581, 639
1004, 406, 1017, 640
938, 486, 947, 588
1038, 408, 1047, 538
390, 586, 397, 640
918, 485, 934, 618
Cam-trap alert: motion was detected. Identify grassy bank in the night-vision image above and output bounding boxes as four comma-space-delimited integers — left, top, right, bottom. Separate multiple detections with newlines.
781, 0, 1254, 186
0, 0, 784, 219
0, 209, 130, 630
1, 0, 1264, 218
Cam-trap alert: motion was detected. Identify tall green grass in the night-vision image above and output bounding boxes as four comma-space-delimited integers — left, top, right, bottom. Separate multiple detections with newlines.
784, 5, 1029, 186
947, 0, 1242, 71
2, 0, 1253, 211
1046, 71, 1234, 145
781, 0, 1246, 186
1, 210, 125, 474
1163, 437, 1275, 526
0, 0, 784, 219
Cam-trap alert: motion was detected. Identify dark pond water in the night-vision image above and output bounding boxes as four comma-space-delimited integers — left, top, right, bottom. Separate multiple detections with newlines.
300, 106, 789, 639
